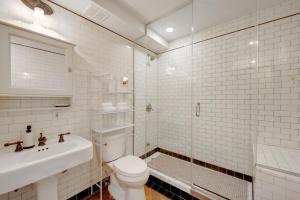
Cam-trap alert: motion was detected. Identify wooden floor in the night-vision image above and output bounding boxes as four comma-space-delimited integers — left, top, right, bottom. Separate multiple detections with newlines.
89, 186, 169, 200
144, 186, 170, 200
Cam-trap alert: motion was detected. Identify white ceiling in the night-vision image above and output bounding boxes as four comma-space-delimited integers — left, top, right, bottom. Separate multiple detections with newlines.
148, 4, 192, 42
52, 0, 146, 40
115, 0, 192, 24
192, 0, 287, 32
149, 0, 288, 42
51, 0, 288, 51
52, 0, 94, 15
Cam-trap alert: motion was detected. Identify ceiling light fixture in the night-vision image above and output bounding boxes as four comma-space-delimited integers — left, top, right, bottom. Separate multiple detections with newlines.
165, 27, 174, 33
21, 0, 53, 16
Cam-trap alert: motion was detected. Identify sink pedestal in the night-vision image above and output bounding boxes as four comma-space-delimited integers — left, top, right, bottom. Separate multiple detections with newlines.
35, 176, 58, 200
0, 135, 93, 196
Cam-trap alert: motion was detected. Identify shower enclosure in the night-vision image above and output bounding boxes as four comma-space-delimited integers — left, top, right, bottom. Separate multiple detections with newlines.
133, 0, 300, 199
134, 0, 259, 199
191, 1, 258, 199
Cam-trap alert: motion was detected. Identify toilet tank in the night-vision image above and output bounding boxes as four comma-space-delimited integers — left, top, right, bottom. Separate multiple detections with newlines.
97, 131, 127, 162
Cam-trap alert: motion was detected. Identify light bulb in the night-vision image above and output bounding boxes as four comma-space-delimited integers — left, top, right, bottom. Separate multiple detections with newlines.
165, 27, 174, 33
33, 7, 45, 19
122, 77, 129, 85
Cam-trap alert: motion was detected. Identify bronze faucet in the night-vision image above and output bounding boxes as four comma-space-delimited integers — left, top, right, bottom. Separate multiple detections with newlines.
58, 132, 71, 143
38, 133, 47, 146
4, 141, 23, 152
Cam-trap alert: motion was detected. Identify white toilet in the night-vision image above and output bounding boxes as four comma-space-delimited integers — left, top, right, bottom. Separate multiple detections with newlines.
98, 131, 149, 200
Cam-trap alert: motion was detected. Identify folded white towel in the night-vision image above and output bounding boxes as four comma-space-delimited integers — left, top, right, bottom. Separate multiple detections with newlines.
102, 102, 113, 107
102, 106, 116, 112
117, 102, 129, 110
102, 102, 116, 112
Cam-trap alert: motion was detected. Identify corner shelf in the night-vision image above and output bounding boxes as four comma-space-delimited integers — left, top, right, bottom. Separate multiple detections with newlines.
93, 123, 134, 134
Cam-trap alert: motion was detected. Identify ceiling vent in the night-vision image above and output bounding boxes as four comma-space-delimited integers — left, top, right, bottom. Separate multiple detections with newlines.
82, 2, 110, 23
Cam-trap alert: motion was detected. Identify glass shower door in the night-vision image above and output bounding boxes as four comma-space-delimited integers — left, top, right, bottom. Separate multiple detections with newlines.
191, 0, 258, 199
140, 2, 194, 186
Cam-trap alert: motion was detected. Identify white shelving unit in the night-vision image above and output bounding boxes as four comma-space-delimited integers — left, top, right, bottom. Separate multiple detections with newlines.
95, 108, 134, 115
91, 73, 134, 135
93, 123, 134, 134
89, 72, 134, 192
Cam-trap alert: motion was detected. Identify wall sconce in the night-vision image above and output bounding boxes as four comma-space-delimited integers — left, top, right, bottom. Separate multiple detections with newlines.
21, 0, 53, 17
122, 77, 129, 85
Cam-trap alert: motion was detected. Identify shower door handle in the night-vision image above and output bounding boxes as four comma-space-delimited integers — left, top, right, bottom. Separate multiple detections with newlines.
195, 102, 200, 117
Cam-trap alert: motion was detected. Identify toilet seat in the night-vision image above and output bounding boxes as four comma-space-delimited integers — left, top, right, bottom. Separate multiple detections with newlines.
114, 155, 147, 177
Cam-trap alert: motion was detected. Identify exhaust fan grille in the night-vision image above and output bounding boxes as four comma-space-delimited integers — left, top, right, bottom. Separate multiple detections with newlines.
82, 2, 110, 23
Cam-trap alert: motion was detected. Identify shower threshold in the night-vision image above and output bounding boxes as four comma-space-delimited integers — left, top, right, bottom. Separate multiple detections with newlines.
146, 152, 252, 200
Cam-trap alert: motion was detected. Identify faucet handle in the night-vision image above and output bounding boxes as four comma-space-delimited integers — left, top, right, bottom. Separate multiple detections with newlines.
4, 141, 23, 152
58, 132, 71, 143
38, 133, 47, 146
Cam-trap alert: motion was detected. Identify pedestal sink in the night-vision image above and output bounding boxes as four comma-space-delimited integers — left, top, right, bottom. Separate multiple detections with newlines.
0, 135, 93, 200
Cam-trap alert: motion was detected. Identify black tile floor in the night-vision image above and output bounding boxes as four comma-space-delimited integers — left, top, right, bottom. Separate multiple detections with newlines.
146, 176, 199, 200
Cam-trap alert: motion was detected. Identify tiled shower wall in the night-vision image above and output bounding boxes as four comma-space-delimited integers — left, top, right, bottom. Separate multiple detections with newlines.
256, 9, 300, 149
254, 3, 300, 199
156, 0, 300, 176
191, 28, 256, 176
0, 0, 135, 199
157, 46, 192, 157
134, 48, 158, 156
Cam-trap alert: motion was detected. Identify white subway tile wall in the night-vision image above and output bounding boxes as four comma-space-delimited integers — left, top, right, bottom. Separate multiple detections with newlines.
254, 1, 300, 199
10, 39, 65, 90
255, 166, 300, 200
0, 0, 135, 200
145, 56, 158, 153
191, 28, 257, 176
133, 49, 147, 156
257, 13, 300, 149
157, 46, 192, 157
156, 0, 300, 178
0, 0, 299, 200
134, 48, 158, 156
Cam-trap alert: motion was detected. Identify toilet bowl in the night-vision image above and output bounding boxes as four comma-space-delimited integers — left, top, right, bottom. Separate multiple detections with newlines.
96, 132, 149, 200
108, 155, 149, 200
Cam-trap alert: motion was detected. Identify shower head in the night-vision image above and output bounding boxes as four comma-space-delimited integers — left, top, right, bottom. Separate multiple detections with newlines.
146, 54, 155, 67
147, 54, 155, 61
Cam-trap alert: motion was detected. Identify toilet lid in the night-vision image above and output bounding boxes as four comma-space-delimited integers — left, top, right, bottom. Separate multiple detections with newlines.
114, 155, 147, 177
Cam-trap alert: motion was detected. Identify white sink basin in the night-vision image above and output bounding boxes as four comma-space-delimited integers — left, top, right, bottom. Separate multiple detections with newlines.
0, 135, 93, 196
